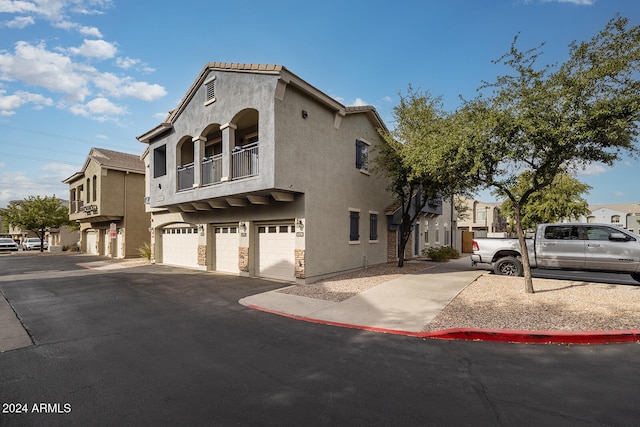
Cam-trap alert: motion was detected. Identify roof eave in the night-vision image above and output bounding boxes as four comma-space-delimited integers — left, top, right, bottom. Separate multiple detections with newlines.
137, 123, 172, 144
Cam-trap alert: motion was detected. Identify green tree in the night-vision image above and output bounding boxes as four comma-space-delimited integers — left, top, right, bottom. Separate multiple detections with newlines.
0, 196, 72, 252
376, 87, 472, 266
449, 16, 640, 293
500, 171, 592, 230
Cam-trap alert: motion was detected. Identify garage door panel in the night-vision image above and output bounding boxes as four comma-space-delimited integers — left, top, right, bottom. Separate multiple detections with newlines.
257, 224, 295, 281
161, 226, 199, 268
215, 226, 239, 274
85, 231, 98, 255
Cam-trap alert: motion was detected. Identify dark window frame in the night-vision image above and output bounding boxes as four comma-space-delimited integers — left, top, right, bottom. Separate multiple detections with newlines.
153, 144, 167, 178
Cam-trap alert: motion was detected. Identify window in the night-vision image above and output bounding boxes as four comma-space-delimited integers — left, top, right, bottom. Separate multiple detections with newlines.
92, 175, 97, 202
349, 210, 360, 242
544, 226, 579, 240
585, 226, 627, 241
86, 178, 91, 203
611, 215, 621, 224
369, 213, 378, 241
355, 139, 369, 171
154, 145, 167, 178
476, 208, 487, 222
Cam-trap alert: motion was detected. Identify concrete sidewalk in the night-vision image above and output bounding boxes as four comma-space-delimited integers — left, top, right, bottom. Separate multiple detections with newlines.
240, 258, 482, 334
0, 291, 32, 352
240, 257, 640, 345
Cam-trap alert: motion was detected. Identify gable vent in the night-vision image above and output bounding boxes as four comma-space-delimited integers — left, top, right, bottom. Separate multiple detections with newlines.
206, 79, 215, 102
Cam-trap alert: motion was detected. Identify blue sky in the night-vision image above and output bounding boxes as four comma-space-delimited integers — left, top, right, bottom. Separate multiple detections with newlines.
0, 0, 638, 208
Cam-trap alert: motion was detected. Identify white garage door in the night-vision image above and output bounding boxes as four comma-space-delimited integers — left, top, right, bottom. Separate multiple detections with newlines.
214, 226, 239, 274
257, 224, 296, 281
85, 230, 98, 254
161, 225, 199, 268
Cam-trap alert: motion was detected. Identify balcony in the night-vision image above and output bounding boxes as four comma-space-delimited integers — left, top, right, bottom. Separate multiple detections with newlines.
232, 142, 259, 180
202, 154, 222, 186
70, 200, 84, 214
177, 162, 194, 191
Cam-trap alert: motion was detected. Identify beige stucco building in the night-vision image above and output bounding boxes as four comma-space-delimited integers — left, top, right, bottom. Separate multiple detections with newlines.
63, 148, 150, 258
138, 63, 444, 283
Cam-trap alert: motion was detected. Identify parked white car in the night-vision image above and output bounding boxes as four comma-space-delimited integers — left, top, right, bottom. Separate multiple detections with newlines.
22, 238, 48, 251
0, 238, 19, 252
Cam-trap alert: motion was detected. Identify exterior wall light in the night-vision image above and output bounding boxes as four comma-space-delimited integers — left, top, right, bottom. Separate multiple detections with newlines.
198, 225, 204, 236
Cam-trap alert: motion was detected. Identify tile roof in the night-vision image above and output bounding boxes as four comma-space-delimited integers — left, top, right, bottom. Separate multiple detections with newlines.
88, 148, 144, 173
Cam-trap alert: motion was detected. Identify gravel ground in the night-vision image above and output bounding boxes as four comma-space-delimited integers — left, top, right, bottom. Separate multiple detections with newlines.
280, 261, 640, 332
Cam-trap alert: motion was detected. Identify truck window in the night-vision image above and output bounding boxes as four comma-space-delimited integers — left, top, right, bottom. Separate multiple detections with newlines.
544, 225, 579, 240
585, 226, 627, 241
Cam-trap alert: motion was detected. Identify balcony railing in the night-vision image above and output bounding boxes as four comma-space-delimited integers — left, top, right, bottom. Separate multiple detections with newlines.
177, 162, 194, 191
70, 200, 84, 213
232, 142, 259, 180
202, 154, 222, 186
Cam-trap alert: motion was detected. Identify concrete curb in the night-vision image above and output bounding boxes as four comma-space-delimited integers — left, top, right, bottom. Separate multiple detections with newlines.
247, 305, 640, 345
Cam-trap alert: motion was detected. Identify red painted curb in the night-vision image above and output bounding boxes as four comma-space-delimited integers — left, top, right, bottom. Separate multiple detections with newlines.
419, 328, 640, 344
247, 305, 640, 345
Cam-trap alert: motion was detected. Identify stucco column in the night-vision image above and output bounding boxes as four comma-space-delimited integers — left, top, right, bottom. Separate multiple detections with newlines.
220, 122, 237, 182
192, 136, 206, 188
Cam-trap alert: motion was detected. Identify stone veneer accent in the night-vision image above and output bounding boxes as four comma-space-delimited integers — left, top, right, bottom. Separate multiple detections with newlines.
294, 249, 305, 279
387, 230, 397, 262
238, 247, 249, 272
197, 245, 207, 266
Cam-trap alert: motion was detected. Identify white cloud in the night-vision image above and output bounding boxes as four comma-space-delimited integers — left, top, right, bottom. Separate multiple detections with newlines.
614, 191, 624, 197
69, 96, 127, 121
0, 0, 38, 14
78, 25, 102, 38
96, 134, 109, 140
540, 0, 595, 4
0, 1, 165, 121
0, 89, 53, 115
0, 41, 93, 102
382, 96, 392, 102
351, 98, 368, 107
69, 39, 117, 59
41, 162, 77, 177
1, 15, 35, 28
576, 163, 608, 176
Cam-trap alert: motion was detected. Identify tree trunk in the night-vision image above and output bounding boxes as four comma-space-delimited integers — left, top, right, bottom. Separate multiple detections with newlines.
514, 205, 535, 293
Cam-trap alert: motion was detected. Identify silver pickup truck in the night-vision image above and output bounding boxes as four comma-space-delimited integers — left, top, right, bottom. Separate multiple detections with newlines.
471, 223, 640, 283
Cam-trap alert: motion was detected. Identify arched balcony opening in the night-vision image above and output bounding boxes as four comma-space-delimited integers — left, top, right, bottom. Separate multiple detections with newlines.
231, 109, 259, 179
177, 136, 195, 191
201, 124, 222, 186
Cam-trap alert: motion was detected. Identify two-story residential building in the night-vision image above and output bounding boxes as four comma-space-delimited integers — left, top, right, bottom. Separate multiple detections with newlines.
63, 148, 150, 258
137, 62, 400, 283
581, 203, 640, 234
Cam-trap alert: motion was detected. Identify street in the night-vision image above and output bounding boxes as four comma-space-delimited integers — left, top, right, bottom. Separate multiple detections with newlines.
1, 253, 639, 426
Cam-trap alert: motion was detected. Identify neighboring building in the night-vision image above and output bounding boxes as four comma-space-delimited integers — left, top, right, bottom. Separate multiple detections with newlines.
386, 196, 456, 258
580, 203, 640, 234
456, 199, 508, 235
63, 148, 150, 258
137, 62, 400, 283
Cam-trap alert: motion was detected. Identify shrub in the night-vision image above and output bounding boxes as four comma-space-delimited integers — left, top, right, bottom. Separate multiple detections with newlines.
422, 246, 458, 262
138, 243, 152, 260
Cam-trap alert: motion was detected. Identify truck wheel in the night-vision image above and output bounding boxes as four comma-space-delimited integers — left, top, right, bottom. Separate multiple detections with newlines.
631, 273, 640, 283
494, 256, 523, 277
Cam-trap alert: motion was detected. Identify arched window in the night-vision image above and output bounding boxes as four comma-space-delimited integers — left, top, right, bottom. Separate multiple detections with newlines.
611, 215, 620, 224
86, 178, 91, 203
93, 175, 97, 202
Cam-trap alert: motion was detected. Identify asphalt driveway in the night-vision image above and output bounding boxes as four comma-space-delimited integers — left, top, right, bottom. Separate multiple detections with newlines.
2, 253, 640, 426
